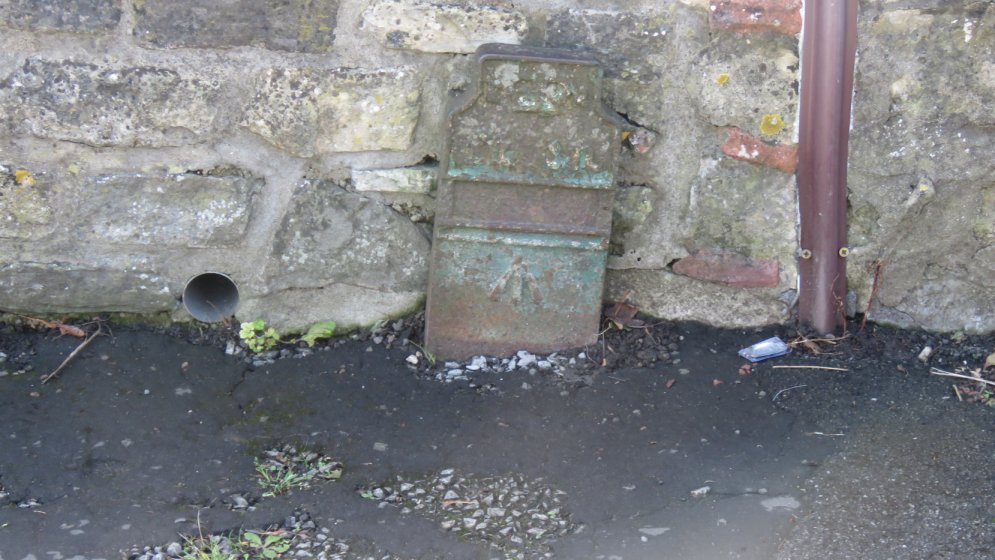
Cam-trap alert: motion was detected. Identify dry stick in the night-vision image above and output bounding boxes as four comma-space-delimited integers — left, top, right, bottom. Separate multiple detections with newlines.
771, 365, 849, 372
861, 260, 884, 332
41, 326, 102, 384
789, 334, 848, 346
929, 367, 995, 388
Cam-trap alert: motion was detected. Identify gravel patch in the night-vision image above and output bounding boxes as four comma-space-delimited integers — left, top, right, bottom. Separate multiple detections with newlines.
127, 510, 408, 560
359, 469, 579, 559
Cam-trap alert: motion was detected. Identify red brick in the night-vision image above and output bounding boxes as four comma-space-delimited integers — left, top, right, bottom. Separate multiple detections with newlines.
672, 249, 780, 288
709, 0, 802, 35
720, 128, 798, 173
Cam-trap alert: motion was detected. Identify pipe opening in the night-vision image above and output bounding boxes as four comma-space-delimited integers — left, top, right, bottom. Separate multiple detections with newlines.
183, 272, 239, 322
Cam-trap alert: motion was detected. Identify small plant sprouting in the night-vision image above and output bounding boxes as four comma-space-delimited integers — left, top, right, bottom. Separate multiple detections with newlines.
177, 534, 233, 560
254, 446, 343, 498
241, 531, 291, 559
409, 340, 437, 366
176, 530, 291, 560
239, 319, 280, 353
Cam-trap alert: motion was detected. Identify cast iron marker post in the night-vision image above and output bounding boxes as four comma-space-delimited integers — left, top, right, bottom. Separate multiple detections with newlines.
425, 44, 624, 360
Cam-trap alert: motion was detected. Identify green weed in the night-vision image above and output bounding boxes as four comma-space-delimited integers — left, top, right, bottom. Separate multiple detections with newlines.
239, 319, 280, 353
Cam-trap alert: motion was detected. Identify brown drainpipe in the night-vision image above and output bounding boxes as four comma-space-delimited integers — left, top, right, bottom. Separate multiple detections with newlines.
797, 0, 859, 334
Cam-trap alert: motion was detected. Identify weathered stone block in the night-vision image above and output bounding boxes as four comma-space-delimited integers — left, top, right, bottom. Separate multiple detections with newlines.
0, 164, 57, 240
0, 262, 174, 313
690, 33, 799, 140
0, 59, 222, 147
242, 67, 421, 156
671, 249, 779, 288
720, 127, 797, 173
78, 171, 260, 248
709, 0, 802, 35
362, 0, 526, 53
0, 0, 121, 33
352, 165, 436, 194
606, 269, 789, 328
546, 9, 680, 83
133, 0, 338, 52
852, 178, 995, 334
610, 185, 655, 257
687, 158, 797, 262
268, 179, 429, 292
846, 2, 995, 332
248, 179, 429, 330
239, 285, 424, 334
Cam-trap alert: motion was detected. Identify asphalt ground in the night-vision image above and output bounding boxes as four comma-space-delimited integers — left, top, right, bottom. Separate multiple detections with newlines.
0, 320, 992, 559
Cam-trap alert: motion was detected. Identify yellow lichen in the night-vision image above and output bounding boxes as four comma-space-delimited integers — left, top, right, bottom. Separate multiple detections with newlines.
759, 114, 785, 137
716, 73, 730, 86
14, 169, 36, 186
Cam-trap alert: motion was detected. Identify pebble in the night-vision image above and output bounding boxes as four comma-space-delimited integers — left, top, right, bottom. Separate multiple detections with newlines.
229, 494, 249, 509
517, 351, 537, 368
690, 486, 711, 498
467, 356, 487, 370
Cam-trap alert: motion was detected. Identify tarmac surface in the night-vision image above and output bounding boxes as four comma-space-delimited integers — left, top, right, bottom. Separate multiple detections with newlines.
0, 320, 992, 559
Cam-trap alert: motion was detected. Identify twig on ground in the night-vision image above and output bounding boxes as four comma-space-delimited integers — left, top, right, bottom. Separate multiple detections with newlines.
952, 384, 963, 402
772, 384, 807, 401
805, 431, 846, 437
41, 326, 102, 384
929, 367, 995, 388
772, 365, 849, 372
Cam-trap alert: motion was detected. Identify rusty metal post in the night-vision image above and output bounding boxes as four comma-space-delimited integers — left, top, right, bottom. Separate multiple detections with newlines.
797, 0, 858, 333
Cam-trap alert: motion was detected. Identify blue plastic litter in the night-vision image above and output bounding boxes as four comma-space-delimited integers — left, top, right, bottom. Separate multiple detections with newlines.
738, 336, 791, 362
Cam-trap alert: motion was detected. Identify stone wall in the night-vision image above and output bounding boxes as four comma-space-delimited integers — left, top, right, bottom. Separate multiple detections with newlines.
0, 0, 988, 334
847, 0, 994, 333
